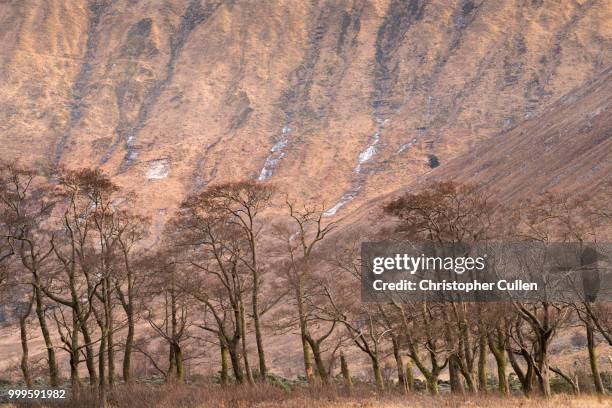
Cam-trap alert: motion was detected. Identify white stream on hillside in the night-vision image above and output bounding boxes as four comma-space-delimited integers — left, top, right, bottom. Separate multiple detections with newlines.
323, 186, 361, 217
324, 115, 386, 216
397, 138, 417, 154
258, 124, 291, 181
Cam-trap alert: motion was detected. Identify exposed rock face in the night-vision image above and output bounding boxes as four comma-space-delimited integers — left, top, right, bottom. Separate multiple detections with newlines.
1, 0, 610, 215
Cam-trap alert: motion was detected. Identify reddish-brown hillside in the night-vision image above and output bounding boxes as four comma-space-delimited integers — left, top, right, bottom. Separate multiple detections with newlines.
329, 68, 611, 238
0, 0, 610, 218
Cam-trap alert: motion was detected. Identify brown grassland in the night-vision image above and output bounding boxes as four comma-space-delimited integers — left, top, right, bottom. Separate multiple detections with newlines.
3, 384, 612, 408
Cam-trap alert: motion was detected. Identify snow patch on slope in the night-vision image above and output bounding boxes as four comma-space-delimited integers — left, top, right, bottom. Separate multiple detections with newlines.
146, 158, 169, 180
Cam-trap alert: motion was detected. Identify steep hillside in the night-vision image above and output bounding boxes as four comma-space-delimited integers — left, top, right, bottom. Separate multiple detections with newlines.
432, 66, 611, 201
329, 68, 611, 237
1, 0, 610, 217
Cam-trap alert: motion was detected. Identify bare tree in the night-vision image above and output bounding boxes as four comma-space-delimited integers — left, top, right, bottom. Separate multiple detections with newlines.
485, 305, 512, 395
51, 168, 134, 401
140, 253, 195, 382
196, 182, 274, 380
0, 162, 60, 387
170, 181, 273, 381
272, 198, 337, 383
113, 212, 150, 383
325, 238, 388, 390
384, 181, 504, 394
170, 189, 256, 383
508, 193, 593, 397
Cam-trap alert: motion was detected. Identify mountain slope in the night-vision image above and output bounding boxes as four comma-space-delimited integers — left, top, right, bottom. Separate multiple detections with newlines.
432, 66, 611, 201
330, 67, 611, 237
0, 0, 610, 217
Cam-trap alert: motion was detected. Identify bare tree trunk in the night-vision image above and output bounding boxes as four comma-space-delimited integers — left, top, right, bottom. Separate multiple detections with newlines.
508, 348, 534, 397
340, 353, 352, 389
405, 337, 441, 395
19, 297, 33, 388
405, 359, 415, 392
105, 279, 115, 388
69, 349, 80, 389
496, 354, 509, 395
98, 328, 107, 406
301, 335, 314, 382
239, 300, 254, 384
310, 341, 329, 385
122, 301, 134, 383
220, 343, 230, 386
457, 356, 477, 393
227, 301, 245, 384
34, 286, 59, 387
228, 341, 244, 384
107, 324, 115, 387
297, 294, 314, 382
454, 313, 477, 394
118, 244, 137, 385
426, 376, 439, 395
252, 284, 267, 380
98, 278, 110, 402
449, 354, 465, 394
535, 336, 551, 397
81, 325, 98, 385
586, 319, 605, 394
167, 343, 176, 380
371, 355, 384, 391
488, 328, 509, 395
70, 312, 81, 389
478, 333, 487, 393
391, 337, 407, 393
174, 343, 184, 381
123, 318, 134, 383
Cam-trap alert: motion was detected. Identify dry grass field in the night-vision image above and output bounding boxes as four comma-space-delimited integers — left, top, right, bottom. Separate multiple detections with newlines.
3, 384, 612, 408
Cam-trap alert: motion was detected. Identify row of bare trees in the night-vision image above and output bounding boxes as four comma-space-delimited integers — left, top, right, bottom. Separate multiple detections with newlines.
376, 182, 611, 396
1, 162, 610, 401
0, 163, 153, 404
